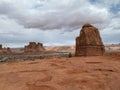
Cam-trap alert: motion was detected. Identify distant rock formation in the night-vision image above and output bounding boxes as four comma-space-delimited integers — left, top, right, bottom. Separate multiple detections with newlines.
0, 44, 2, 50
24, 42, 45, 54
0, 44, 12, 55
75, 24, 105, 56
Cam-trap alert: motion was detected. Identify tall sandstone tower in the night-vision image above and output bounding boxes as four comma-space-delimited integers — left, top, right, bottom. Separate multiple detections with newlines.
75, 24, 105, 56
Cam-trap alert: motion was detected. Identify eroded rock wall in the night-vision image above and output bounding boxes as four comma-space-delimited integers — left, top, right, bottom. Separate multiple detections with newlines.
75, 24, 105, 56
24, 42, 45, 54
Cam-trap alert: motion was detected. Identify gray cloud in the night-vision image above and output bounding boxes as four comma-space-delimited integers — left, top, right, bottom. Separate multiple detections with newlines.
0, 0, 109, 31
0, 0, 119, 47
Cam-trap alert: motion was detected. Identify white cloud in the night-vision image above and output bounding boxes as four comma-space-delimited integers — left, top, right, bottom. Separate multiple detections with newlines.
0, 0, 109, 30
101, 11, 120, 44
0, 0, 119, 47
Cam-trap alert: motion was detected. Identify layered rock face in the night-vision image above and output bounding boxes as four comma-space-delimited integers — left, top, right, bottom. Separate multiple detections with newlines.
24, 42, 45, 54
0, 44, 12, 55
75, 24, 105, 56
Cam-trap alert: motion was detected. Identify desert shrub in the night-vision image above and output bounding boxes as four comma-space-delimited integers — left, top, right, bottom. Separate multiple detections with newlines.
0, 57, 10, 62
68, 52, 72, 58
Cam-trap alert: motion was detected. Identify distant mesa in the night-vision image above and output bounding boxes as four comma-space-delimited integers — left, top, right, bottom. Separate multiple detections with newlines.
75, 23, 105, 56
0, 44, 12, 55
24, 42, 45, 54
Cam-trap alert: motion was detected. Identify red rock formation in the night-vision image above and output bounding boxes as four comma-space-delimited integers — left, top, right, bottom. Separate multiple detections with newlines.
75, 24, 105, 56
24, 42, 45, 54
0, 44, 2, 50
0, 44, 12, 55
6, 47, 12, 54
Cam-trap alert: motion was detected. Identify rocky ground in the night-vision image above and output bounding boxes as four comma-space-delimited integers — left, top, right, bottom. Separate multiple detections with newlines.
0, 53, 120, 90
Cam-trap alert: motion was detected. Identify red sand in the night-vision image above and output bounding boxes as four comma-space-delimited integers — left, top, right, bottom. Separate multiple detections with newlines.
0, 56, 120, 90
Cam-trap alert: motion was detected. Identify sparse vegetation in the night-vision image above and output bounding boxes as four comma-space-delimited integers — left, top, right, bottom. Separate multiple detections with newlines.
0, 52, 71, 63
68, 52, 72, 58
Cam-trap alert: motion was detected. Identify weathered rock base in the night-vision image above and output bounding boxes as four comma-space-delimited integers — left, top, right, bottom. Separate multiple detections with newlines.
75, 45, 105, 56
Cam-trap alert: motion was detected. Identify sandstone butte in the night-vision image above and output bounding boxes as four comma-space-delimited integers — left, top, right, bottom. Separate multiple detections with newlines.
0, 44, 12, 55
24, 42, 45, 54
75, 24, 105, 56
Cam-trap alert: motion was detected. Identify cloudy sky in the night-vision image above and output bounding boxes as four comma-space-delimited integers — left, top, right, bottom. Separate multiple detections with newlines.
0, 0, 120, 47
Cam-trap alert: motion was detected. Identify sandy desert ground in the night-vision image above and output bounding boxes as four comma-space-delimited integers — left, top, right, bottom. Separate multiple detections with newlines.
0, 53, 120, 90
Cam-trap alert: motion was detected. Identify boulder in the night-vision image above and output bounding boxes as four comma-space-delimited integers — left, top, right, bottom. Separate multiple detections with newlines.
75, 24, 105, 56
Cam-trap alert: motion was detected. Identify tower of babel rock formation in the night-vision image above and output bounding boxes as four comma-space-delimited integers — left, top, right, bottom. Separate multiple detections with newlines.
24, 42, 45, 54
75, 24, 105, 56
0, 44, 12, 55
